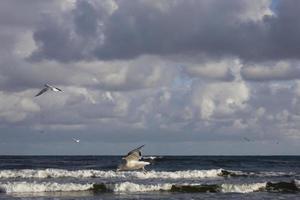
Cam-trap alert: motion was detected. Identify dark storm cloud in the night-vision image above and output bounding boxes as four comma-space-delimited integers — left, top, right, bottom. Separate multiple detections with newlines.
30, 15, 85, 62
29, 0, 300, 62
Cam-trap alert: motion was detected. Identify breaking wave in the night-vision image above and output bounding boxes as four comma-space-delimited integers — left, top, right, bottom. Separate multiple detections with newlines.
221, 183, 266, 193
0, 182, 93, 193
219, 170, 297, 178
0, 181, 298, 194
0, 169, 223, 180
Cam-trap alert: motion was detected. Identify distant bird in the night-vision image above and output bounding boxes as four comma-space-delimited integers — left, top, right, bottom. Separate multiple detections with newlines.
117, 145, 150, 172
72, 138, 80, 143
105, 91, 114, 102
142, 156, 157, 160
35, 84, 62, 97
243, 137, 251, 142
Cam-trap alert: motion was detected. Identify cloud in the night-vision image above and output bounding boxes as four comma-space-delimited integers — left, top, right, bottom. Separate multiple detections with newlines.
1, 0, 300, 154
0, 91, 40, 123
191, 81, 250, 120
31, 0, 300, 62
183, 58, 240, 81
241, 61, 300, 81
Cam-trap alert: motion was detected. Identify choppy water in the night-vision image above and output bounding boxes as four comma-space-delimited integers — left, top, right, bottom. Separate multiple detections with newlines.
0, 156, 299, 199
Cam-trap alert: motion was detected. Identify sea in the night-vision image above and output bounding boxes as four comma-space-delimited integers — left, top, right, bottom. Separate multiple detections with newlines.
0, 156, 299, 199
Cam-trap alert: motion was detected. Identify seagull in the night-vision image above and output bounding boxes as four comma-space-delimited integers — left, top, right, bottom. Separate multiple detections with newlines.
105, 91, 114, 102
72, 138, 80, 143
117, 145, 150, 172
243, 137, 251, 142
35, 84, 62, 97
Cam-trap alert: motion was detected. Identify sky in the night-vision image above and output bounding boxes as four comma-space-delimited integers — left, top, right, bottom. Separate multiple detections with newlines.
0, 0, 299, 155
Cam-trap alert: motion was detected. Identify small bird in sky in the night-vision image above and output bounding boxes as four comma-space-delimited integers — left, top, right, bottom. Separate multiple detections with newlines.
35, 84, 62, 97
243, 137, 251, 142
105, 91, 114, 102
72, 138, 80, 143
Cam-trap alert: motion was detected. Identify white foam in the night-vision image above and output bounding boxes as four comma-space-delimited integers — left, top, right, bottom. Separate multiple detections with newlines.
221, 182, 266, 193
0, 181, 93, 193
295, 179, 300, 188
258, 171, 296, 177
0, 181, 271, 194
0, 169, 223, 180
0, 181, 171, 194
224, 170, 296, 177
131, 169, 223, 179
107, 182, 172, 193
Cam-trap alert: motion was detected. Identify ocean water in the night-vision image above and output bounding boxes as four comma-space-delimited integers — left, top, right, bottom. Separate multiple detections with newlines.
0, 156, 299, 199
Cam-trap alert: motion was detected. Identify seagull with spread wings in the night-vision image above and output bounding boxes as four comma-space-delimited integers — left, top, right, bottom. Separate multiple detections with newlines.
117, 145, 150, 172
35, 84, 62, 97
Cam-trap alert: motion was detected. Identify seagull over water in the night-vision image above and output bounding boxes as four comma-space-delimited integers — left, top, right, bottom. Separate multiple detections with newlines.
35, 84, 62, 97
117, 145, 150, 172
72, 138, 80, 143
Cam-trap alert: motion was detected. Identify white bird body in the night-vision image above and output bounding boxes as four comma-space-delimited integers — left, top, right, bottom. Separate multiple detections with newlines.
117, 145, 150, 172
51, 87, 61, 92
124, 160, 150, 170
105, 91, 114, 102
72, 138, 80, 143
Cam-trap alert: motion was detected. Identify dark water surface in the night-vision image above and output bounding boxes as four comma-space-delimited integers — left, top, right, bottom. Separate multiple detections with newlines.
0, 156, 299, 199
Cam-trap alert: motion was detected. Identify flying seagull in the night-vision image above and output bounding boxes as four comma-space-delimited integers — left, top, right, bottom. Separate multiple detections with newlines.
72, 138, 80, 143
105, 91, 114, 102
117, 145, 150, 172
35, 84, 62, 97
243, 137, 251, 142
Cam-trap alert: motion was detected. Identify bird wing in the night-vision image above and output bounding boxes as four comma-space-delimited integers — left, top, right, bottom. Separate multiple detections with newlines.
53, 87, 62, 92
45, 84, 62, 92
35, 87, 49, 97
123, 145, 145, 161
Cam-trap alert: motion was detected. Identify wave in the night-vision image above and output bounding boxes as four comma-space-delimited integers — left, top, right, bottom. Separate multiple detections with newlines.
265, 181, 299, 193
0, 168, 297, 181
219, 170, 297, 178
106, 182, 172, 193
0, 169, 223, 180
295, 179, 300, 186
221, 183, 266, 193
0, 182, 93, 193
0, 181, 298, 194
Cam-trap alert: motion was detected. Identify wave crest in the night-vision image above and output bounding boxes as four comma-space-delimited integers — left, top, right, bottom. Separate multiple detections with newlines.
221, 183, 266, 193
0, 169, 223, 179
0, 182, 92, 193
0, 181, 298, 194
